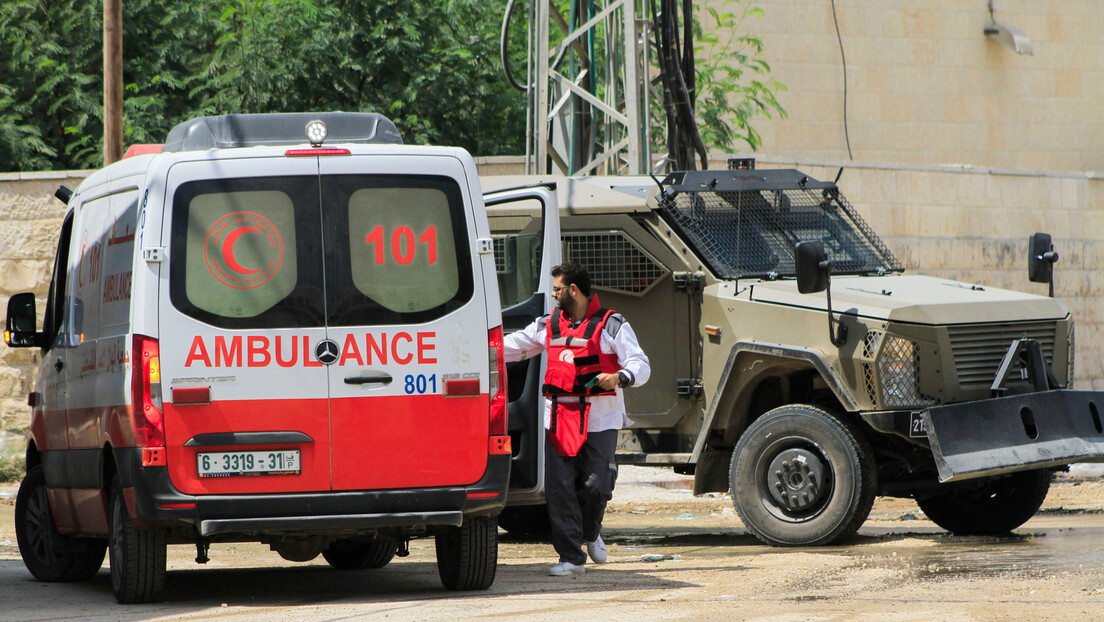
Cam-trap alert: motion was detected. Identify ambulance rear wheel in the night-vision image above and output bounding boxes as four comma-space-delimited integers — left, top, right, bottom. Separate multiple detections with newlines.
322, 538, 397, 570
109, 477, 166, 603
15, 464, 107, 582
730, 404, 877, 547
916, 469, 1053, 535
435, 516, 497, 590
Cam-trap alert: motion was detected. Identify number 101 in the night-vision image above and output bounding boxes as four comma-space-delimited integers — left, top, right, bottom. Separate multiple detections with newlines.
366, 225, 437, 265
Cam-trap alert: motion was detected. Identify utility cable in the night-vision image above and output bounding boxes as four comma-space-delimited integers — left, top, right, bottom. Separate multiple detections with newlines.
501, 0, 527, 92
830, 0, 853, 160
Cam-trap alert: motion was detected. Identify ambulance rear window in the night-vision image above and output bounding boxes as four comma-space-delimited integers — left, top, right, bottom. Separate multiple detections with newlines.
323, 175, 474, 326
170, 176, 325, 329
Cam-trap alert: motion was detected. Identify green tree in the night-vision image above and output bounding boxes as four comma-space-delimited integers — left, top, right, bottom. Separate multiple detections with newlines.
693, 0, 786, 152
0, 0, 779, 172
0, 0, 526, 172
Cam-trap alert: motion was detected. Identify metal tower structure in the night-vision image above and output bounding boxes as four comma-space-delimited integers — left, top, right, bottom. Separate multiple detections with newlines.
523, 0, 653, 176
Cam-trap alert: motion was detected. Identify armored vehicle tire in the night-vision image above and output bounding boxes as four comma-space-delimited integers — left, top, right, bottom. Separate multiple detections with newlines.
730, 404, 877, 547
435, 516, 497, 590
916, 469, 1053, 535
109, 477, 167, 603
15, 465, 107, 582
496, 504, 552, 536
322, 538, 398, 570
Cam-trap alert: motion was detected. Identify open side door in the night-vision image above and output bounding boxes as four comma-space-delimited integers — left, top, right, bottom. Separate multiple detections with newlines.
484, 184, 561, 504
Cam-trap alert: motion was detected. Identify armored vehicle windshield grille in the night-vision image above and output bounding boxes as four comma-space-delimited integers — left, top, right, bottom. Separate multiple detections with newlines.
948, 321, 1057, 387
657, 185, 901, 279
563, 232, 668, 295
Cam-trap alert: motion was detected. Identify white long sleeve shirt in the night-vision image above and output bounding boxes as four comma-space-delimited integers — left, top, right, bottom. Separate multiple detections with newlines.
503, 311, 650, 432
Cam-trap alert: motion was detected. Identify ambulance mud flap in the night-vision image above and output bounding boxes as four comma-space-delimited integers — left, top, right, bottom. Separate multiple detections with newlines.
922, 390, 1104, 483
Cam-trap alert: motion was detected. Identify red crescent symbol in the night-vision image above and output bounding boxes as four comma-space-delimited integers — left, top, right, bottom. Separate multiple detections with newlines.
221, 227, 263, 275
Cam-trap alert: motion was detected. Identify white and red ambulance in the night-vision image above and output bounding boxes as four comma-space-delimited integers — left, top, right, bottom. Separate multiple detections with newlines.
5, 113, 512, 602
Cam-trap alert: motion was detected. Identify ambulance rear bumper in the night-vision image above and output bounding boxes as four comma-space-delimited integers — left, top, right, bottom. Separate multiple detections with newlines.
114, 450, 510, 535
197, 511, 464, 537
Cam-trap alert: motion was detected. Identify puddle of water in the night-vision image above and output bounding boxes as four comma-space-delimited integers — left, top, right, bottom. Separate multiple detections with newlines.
604, 525, 1104, 580
854, 528, 1104, 580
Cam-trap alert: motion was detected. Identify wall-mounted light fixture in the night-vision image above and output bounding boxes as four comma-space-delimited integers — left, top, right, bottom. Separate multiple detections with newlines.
984, 0, 1033, 55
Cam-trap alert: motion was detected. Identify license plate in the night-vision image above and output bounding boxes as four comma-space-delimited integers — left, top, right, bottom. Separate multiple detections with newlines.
197, 450, 300, 478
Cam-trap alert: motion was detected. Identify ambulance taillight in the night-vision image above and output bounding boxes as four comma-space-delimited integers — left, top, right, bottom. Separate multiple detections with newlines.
131, 334, 165, 449
488, 327, 508, 436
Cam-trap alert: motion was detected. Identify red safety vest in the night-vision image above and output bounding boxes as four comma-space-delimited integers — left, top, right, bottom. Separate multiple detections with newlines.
544, 294, 621, 456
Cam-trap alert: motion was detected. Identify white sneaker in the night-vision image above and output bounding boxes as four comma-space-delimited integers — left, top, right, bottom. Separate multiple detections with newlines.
586, 535, 608, 564
549, 561, 585, 576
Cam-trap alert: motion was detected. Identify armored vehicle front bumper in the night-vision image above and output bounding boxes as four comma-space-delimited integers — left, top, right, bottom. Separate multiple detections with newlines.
920, 389, 1104, 482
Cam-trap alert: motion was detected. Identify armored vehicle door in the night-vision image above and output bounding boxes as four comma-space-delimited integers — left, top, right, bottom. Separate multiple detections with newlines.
559, 220, 694, 440
485, 185, 561, 500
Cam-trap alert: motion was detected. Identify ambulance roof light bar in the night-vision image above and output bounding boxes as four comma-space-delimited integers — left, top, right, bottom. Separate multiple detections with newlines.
163, 112, 403, 152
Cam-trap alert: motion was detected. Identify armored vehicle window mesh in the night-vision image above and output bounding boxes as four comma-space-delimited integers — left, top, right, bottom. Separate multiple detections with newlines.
658, 187, 901, 279
563, 232, 668, 295
492, 238, 507, 272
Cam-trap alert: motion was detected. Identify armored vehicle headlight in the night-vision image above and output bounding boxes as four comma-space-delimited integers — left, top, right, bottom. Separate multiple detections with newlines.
878, 336, 932, 408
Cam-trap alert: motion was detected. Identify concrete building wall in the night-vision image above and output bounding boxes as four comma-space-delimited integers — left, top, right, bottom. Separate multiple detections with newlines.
738, 0, 1104, 172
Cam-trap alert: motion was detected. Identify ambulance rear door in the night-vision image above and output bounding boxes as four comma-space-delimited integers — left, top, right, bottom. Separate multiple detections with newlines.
159, 156, 332, 495
318, 155, 491, 491
484, 185, 561, 501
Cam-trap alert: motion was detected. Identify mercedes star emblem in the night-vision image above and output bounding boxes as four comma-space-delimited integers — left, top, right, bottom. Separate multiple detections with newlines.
315, 339, 340, 365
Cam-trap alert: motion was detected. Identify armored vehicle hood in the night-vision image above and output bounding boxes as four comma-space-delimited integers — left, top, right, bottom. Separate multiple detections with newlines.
748, 274, 1068, 325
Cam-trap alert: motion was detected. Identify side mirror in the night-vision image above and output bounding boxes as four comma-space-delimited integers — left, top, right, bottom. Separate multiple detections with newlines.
1028, 232, 1058, 284
5, 292, 42, 348
794, 241, 847, 347
1028, 232, 1059, 297
796, 241, 829, 294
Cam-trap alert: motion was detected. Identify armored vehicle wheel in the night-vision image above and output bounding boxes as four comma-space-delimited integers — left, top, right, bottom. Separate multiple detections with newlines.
730, 404, 877, 546
15, 465, 107, 582
496, 504, 551, 536
109, 477, 166, 603
435, 516, 497, 590
916, 469, 1052, 535
322, 538, 397, 570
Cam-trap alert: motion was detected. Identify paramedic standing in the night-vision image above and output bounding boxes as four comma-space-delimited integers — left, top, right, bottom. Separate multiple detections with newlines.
503, 261, 650, 576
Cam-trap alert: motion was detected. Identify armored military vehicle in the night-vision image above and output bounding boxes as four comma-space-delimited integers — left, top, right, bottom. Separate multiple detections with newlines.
483, 161, 1104, 546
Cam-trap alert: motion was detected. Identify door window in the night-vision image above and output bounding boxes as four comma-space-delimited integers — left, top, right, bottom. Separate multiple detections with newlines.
324, 175, 473, 326
169, 177, 324, 328
42, 214, 75, 352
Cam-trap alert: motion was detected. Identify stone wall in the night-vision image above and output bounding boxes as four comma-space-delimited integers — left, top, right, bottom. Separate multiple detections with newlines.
3, 158, 1104, 460
0, 171, 88, 459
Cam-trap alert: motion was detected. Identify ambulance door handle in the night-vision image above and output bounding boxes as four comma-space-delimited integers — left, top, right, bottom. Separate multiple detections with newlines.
54, 359, 64, 372
344, 373, 393, 386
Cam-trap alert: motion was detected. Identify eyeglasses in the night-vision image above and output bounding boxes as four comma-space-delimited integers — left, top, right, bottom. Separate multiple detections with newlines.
552, 285, 570, 293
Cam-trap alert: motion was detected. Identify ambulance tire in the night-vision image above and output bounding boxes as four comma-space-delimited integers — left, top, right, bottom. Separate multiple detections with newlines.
15, 465, 107, 582
109, 477, 166, 603
435, 516, 497, 590
730, 404, 877, 547
916, 469, 1053, 536
322, 538, 397, 570
496, 504, 552, 536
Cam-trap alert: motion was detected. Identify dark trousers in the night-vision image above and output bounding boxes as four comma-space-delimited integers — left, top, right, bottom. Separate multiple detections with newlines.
544, 428, 619, 565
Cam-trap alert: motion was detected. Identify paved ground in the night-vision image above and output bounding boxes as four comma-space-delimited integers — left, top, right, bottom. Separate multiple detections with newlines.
1, 466, 1102, 621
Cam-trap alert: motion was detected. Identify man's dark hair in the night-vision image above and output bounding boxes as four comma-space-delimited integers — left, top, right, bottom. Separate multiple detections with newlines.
551, 261, 591, 297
